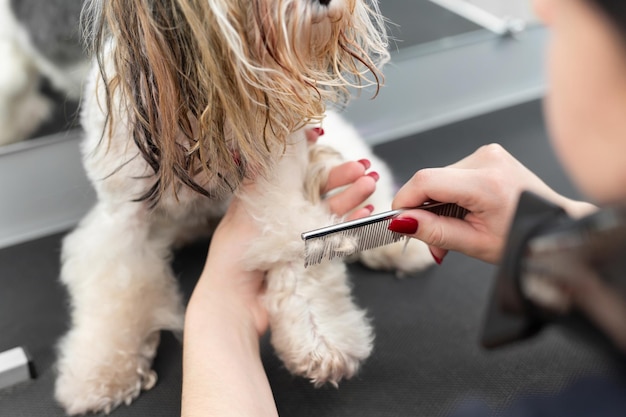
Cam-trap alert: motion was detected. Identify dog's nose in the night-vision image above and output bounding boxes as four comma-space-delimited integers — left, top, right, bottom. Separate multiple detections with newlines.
317, 0, 331, 5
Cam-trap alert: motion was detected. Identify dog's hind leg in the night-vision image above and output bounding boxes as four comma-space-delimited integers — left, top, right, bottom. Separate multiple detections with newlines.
55, 203, 184, 415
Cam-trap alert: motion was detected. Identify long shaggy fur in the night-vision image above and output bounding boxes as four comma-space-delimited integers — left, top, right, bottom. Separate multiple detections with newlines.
55, 1, 435, 415
82, 0, 388, 204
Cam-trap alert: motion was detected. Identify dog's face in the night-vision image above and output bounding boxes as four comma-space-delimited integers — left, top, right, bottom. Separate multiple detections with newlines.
235, 0, 389, 90
201, 0, 390, 135
86, 0, 389, 203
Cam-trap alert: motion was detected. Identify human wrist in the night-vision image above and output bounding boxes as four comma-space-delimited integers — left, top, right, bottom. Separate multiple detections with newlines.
187, 278, 255, 327
185, 292, 260, 357
182, 292, 273, 417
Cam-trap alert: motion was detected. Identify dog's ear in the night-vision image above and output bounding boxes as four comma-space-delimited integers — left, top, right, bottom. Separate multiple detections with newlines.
84, 0, 290, 205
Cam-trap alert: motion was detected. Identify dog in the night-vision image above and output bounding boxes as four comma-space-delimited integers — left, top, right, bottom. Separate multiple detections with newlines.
0, 0, 88, 146
55, 0, 435, 414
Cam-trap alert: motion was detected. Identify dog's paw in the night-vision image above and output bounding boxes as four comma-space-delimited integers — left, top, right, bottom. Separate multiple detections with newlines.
301, 340, 370, 388
359, 238, 434, 276
55, 331, 160, 415
278, 315, 373, 388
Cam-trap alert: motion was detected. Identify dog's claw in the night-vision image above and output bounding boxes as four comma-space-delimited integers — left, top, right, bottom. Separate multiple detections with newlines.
142, 370, 158, 390
55, 331, 162, 415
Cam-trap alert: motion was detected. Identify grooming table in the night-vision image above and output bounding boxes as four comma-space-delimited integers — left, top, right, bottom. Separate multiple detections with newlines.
0, 101, 618, 416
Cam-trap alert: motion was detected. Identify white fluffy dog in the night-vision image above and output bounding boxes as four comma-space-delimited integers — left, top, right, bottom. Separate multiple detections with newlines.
0, 0, 87, 146
56, 0, 434, 414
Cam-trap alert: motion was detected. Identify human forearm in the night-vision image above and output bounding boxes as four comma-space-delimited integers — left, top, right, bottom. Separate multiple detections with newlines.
181, 281, 277, 417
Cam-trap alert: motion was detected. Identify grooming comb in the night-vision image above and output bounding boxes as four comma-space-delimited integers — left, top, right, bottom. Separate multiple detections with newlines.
302, 202, 469, 267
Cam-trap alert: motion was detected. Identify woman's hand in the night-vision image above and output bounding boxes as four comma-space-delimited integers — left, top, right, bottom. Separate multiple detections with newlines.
391, 144, 595, 264
321, 157, 378, 220
306, 126, 378, 220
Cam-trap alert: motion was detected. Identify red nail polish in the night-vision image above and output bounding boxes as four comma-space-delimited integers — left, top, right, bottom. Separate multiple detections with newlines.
313, 127, 325, 136
388, 218, 418, 234
429, 248, 443, 265
358, 159, 371, 170
364, 204, 374, 213
367, 171, 380, 182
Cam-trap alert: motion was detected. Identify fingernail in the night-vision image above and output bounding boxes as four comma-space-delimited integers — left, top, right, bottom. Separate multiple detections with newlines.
429, 248, 443, 265
364, 204, 374, 213
313, 127, 325, 136
388, 217, 418, 234
358, 159, 371, 170
367, 171, 380, 182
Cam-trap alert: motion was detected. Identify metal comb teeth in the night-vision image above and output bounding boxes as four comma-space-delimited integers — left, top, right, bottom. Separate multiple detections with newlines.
302, 202, 468, 267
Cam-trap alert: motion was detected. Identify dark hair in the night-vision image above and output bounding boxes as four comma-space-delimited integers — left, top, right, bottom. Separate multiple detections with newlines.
589, 0, 626, 42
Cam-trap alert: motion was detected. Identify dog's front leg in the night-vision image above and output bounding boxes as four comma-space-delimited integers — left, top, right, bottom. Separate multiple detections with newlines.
264, 260, 373, 386
55, 202, 184, 415
240, 133, 373, 386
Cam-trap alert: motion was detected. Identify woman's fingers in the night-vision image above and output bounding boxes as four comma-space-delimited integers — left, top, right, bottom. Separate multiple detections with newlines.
393, 167, 503, 213
325, 175, 377, 217
345, 205, 375, 221
428, 246, 448, 265
321, 159, 378, 217
389, 208, 504, 264
306, 127, 325, 143
323, 159, 370, 193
